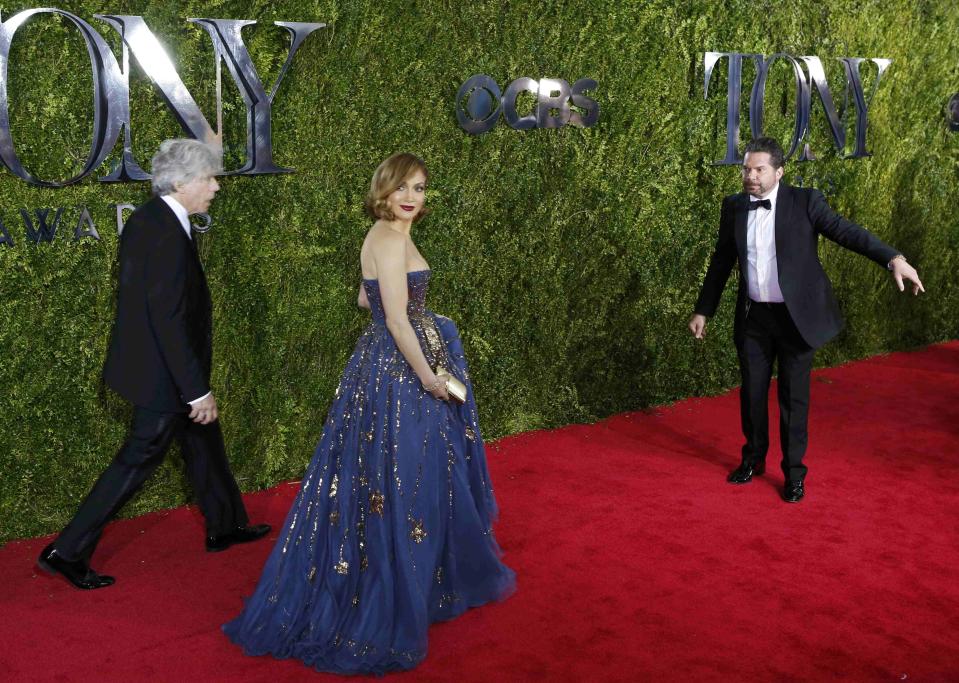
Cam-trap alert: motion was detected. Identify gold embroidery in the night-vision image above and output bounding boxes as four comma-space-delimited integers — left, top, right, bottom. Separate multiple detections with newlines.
410, 519, 427, 543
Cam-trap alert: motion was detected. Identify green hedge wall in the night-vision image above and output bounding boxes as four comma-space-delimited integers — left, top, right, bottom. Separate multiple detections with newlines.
2, 0, 957, 541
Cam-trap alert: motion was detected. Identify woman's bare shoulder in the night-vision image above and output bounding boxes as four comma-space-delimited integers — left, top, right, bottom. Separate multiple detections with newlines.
365, 222, 406, 251
361, 223, 407, 279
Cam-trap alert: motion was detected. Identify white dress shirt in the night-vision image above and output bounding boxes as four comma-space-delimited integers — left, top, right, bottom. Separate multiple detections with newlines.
160, 194, 211, 406
745, 182, 785, 303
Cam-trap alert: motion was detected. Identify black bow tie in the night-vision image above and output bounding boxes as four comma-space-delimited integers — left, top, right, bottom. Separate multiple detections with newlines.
748, 199, 771, 211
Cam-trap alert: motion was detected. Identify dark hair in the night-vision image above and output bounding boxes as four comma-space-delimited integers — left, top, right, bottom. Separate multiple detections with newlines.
743, 137, 785, 169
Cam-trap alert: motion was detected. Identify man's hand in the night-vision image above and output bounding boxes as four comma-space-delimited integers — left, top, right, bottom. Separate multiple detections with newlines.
189, 394, 219, 424
890, 258, 925, 296
689, 313, 707, 339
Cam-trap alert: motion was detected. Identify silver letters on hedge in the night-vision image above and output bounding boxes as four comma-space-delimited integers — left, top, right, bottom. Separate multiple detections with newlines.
456, 75, 599, 134
0, 8, 326, 186
704, 52, 892, 164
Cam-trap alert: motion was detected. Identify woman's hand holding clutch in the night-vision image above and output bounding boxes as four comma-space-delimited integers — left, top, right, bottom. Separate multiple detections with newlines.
421, 373, 450, 401
435, 366, 466, 404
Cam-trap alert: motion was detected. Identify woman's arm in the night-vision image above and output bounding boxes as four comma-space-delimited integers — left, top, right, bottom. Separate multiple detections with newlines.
372, 232, 448, 400
357, 283, 370, 309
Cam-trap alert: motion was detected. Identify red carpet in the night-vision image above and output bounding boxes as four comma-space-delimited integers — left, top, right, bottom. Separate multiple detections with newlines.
2, 342, 958, 682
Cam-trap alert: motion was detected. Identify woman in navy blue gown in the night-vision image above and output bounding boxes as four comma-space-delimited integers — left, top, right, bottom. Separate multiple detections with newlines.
224, 153, 515, 674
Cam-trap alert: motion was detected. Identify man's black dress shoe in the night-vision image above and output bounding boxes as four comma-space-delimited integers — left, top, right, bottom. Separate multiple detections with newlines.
783, 479, 805, 503
37, 543, 115, 590
727, 461, 765, 484
205, 524, 271, 553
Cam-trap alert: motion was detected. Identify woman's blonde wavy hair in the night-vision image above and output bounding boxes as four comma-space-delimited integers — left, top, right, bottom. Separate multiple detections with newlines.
364, 152, 431, 222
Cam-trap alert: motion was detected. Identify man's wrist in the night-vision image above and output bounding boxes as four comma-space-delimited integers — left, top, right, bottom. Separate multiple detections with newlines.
887, 254, 906, 271
188, 391, 212, 405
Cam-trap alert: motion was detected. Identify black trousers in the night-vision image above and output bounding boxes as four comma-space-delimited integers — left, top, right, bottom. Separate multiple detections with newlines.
736, 301, 816, 482
53, 406, 249, 562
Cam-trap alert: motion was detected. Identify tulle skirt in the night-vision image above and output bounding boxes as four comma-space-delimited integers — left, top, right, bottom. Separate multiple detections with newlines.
223, 313, 515, 675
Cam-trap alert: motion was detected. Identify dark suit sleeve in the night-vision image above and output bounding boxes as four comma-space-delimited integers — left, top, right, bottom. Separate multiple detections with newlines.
144, 232, 210, 403
694, 197, 737, 317
807, 189, 899, 267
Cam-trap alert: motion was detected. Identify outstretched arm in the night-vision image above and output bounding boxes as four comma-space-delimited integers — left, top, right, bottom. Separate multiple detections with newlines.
809, 190, 924, 295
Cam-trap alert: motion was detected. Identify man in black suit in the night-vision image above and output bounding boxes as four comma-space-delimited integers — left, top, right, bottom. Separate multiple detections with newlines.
38, 139, 269, 589
689, 137, 924, 503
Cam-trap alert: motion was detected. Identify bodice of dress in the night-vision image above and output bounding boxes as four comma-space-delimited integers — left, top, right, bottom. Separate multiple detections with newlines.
363, 270, 430, 323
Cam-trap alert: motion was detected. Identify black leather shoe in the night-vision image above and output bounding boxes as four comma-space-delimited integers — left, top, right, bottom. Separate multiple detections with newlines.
205, 524, 271, 553
727, 461, 765, 484
783, 479, 805, 503
37, 543, 115, 590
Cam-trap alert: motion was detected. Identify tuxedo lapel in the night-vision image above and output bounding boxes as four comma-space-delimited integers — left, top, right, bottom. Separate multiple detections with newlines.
187, 226, 200, 260
774, 183, 792, 263
734, 194, 749, 266
153, 196, 203, 270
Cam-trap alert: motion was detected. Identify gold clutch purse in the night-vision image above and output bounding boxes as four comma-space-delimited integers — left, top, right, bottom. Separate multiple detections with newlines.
435, 365, 467, 404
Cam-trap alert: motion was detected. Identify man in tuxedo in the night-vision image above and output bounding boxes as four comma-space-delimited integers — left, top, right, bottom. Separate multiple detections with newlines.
38, 139, 270, 589
689, 137, 924, 503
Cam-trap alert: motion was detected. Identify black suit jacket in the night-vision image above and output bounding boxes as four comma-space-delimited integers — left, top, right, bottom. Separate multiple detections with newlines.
103, 196, 213, 412
694, 183, 899, 349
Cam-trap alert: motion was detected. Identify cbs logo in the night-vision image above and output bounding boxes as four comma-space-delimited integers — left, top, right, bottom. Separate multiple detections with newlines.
456, 75, 600, 134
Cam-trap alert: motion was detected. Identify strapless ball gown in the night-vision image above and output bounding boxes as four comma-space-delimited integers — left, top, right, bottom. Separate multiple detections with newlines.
223, 270, 515, 674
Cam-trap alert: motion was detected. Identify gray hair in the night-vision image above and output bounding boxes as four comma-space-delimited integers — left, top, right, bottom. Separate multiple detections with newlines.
151, 139, 222, 195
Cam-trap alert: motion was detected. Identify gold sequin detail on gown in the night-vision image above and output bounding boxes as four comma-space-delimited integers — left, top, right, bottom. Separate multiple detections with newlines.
410, 519, 427, 543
